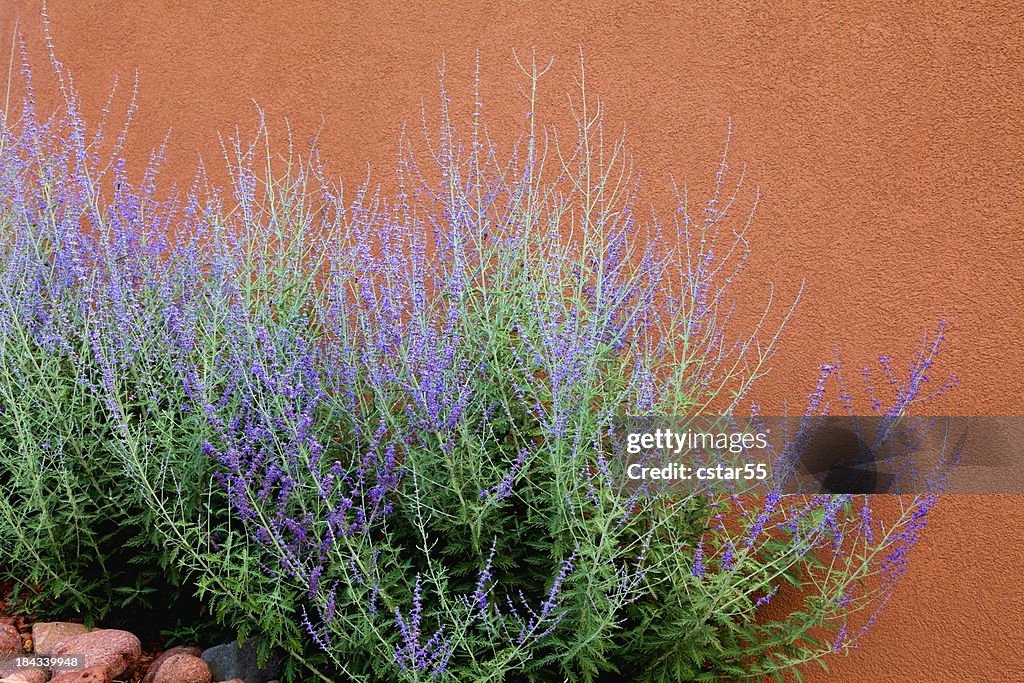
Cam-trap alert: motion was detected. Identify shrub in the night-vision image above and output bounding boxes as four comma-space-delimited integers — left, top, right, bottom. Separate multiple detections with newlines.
0, 48, 954, 681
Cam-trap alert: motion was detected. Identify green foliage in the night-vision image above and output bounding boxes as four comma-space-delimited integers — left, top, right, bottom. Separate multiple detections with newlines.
0, 52, 946, 683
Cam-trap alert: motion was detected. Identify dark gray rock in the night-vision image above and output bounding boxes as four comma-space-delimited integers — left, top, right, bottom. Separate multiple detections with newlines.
200, 639, 281, 683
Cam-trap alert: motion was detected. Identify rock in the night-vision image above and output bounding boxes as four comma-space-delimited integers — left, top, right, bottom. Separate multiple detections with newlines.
0, 636, 45, 683
219, 680, 245, 683
201, 640, 282, 683
31, 622, 90, 655
51, 629, 141, 679
49, 666, 112, 683
152, 654, 211, 683
0, 623, 20, 655
142, 645, 204, 683
0, 664, 49, 683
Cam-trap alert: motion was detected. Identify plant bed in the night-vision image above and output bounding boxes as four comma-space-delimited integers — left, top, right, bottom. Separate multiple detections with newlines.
0, 45, 955, 683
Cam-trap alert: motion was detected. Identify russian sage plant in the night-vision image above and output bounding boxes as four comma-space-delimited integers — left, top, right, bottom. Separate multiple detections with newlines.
0, 49, 954, 682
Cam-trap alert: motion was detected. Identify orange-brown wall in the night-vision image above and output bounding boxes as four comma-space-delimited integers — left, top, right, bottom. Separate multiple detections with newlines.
2, 1, 1022, 680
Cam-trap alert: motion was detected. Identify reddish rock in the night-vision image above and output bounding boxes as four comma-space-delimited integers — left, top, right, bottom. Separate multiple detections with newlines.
0, 664, 49, 683
31, 622, 90, 655
51, 629, 141, 679
142, 645, 203, 683
49, 666, 112, 683
0, 623, 20, 655
152, 654, 211, 683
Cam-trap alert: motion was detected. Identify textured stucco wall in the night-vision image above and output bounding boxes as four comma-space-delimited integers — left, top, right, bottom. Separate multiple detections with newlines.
1, 1, 1022, 680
